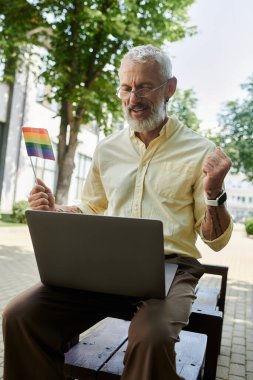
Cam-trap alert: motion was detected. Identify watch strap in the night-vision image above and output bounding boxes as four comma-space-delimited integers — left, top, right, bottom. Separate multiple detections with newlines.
204, 190, 227, 206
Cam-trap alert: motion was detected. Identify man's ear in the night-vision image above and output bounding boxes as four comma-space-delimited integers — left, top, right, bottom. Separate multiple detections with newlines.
165, 76, 177, 101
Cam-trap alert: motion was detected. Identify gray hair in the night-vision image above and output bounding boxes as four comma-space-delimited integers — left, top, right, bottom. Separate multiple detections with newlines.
121, 44, 172, 80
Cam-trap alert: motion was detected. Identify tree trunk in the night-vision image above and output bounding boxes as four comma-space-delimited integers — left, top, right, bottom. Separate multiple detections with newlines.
55, 100, 83, 204
55, 132, 78, 204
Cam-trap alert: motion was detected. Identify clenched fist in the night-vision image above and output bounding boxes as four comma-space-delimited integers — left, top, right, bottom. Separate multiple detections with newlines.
203, 148, 232, 199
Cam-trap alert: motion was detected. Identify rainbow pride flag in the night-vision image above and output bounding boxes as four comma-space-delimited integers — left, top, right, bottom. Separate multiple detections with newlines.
22, 127, 55, 160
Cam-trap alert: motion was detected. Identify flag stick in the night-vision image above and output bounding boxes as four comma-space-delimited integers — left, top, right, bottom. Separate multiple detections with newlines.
29, 156, 38, 184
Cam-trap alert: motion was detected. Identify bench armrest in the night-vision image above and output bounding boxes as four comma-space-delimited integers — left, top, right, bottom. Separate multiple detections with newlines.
202, 264, 228, 314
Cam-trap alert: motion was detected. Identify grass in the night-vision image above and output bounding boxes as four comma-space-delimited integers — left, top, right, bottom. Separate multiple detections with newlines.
0, 217, 25, 227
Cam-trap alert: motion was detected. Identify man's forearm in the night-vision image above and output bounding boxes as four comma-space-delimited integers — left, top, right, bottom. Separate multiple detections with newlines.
201, 205, 231, 241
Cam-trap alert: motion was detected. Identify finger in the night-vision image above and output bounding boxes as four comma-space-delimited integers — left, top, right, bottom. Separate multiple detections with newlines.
208, 147, 224, 158
28, 192, 50, 207
31, 204, 51, 211
28, 193, 49, 205
214, 147, 231, 161
206, 152, 232, 172
29, 191, 49, 200
28, 192, 49, 203
203, 160, 217, 174
203, 148, 229, 172
47, 193, 55, 208
30, 184, 47, 195
35, 178, 47, 188
35, 178, 53, 194
30, 199, 50, 210
206, 151, 222, 164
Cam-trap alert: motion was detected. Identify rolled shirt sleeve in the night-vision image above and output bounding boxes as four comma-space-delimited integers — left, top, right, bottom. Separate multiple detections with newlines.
79, 146, 108, 215
199, 218, 233, 251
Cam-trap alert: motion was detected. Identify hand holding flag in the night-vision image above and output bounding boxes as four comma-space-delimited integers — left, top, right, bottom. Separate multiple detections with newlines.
28, 178, 56, 211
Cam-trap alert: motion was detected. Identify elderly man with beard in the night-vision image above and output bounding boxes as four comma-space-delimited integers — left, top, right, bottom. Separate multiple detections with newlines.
3, 45, 233, 380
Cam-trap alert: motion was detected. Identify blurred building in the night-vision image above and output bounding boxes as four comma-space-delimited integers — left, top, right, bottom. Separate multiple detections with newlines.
225, 173, 253, 222
0, 60, 99, 214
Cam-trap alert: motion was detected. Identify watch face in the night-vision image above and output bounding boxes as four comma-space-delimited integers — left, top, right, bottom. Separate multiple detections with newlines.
218, 191, 227, 205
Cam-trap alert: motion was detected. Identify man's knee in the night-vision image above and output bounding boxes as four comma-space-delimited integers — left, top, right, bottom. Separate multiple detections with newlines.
125, 321, 176, 369
128, 299, 181, 345
129, 327, 176, 352
2, 288, 42, 334
128, 312, 178, 350
3, 298, 30, 331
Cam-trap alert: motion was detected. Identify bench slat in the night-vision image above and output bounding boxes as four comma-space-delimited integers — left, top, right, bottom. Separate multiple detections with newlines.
65, 318, 207, 380
176, 330, 207, 366
64, 318, 129, 379
193, 287, 220, 311
98, 341, 128, 379
100, 329, 207, 379
179, 365, 203, 380
176, 330, 207, 380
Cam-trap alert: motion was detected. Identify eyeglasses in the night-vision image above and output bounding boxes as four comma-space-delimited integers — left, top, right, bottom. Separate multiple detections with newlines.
117, 80, 169, 100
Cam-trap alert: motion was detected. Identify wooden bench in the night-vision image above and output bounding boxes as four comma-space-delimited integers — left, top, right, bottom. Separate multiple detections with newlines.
64, 317, 207, 380
64, 264, 228, 380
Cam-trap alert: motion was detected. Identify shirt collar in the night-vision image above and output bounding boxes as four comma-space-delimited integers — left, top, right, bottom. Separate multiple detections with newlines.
165, 115, 181, 138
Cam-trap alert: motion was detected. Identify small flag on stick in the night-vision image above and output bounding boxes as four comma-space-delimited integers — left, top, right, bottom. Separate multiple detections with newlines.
22, 127, 55, 182
22, 127, 55, 160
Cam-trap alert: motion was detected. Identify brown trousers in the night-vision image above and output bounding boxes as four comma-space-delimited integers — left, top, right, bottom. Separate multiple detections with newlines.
2, 256, 204, 380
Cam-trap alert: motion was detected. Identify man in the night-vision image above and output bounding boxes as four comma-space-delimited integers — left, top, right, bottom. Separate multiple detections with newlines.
2, 45, 233, 380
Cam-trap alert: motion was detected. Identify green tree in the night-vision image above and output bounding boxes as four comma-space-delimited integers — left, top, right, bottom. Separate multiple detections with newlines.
169, 88, 200, 131
214, 76, 253, 182
0, 0, 197, 203
0, 2, 46, 82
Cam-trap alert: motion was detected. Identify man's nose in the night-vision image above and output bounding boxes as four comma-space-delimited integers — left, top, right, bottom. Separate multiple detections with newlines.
128, 90, 139, 103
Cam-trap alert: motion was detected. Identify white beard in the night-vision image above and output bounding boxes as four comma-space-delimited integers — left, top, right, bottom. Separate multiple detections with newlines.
123, 100, 167, 133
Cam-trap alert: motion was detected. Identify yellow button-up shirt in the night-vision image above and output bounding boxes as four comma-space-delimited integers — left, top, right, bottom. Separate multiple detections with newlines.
80, 116, 232, 258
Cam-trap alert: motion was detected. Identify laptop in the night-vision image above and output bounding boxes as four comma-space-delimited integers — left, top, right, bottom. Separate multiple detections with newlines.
25, 210, 178, 299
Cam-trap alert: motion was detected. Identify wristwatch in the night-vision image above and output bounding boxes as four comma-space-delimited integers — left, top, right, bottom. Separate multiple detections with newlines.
204, 190, 227, 207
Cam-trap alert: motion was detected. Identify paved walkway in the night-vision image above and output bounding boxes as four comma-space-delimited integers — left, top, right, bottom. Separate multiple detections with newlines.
0, 223, 252, 379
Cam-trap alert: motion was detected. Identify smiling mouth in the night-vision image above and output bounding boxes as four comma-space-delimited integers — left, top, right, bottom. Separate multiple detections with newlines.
128, 105, 149, 113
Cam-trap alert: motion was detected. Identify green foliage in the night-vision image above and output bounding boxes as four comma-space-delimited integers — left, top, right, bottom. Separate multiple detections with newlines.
212, 75, 253, 182
0, 213, 14, 223
12, 200, 29, 223
0, 200, 29, 224
0, 1, 46, 82
0, 0, 198, 202
0, 0, 197, 128
169, 88, 200, 131
245, 218, 253, 236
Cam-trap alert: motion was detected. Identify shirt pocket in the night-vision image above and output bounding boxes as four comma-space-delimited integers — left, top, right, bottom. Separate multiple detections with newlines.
153, 162, 193, 199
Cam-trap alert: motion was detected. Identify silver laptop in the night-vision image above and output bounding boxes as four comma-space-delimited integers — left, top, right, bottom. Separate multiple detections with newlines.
26, 210, 178, 299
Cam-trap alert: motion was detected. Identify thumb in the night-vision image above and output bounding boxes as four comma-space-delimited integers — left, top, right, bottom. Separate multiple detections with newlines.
35, 178, 47, 188
36, 178, 52, 194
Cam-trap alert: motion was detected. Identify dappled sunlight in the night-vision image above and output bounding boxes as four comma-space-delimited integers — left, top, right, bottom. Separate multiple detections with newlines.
0, 226, 33, 250
229, 284, 251, 292
198, 224, 253, 284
